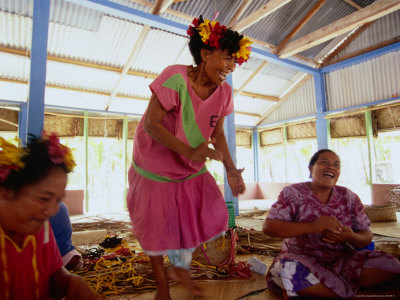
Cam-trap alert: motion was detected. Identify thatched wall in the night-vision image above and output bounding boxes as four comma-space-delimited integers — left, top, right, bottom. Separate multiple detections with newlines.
287, 121, 316, 140
260, 128, 282, 146
44, 115, 83, 137
375, 106, 400, 130
236, 130, 252, 148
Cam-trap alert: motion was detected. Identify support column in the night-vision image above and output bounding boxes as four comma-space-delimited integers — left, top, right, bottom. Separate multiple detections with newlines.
365, 110, 375, 189
123, 118, 129, 209
283, 125, 288, 181
314, 72, 328, 149
26, 0, 50, 142
224, 74, 239, 218
84, 112, 89, 213
18, 103, 28, 145
252, 130, 259, 182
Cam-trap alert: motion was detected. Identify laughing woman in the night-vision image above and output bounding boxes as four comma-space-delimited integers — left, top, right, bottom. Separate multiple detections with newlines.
126, 15, 250, 299
263, 149, 400, 299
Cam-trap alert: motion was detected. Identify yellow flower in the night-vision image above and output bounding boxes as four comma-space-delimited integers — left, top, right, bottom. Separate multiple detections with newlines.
233, 37, 253, 60
198, 19, 212, 43
64, 147, 76, 172
0, 137, 25, 168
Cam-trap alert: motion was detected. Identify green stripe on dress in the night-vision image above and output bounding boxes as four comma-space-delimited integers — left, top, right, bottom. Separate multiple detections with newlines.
162, 73, 205, 148
133, 160, 207, 182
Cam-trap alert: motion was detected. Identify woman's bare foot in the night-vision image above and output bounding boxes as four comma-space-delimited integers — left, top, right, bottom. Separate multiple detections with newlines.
167, 267, 204, 297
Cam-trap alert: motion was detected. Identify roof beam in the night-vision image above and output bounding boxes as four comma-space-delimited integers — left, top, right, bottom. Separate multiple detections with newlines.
152, 0, 174, 15
227, 0, 253, 28
238, 91, 279, 102
232, 0, 293, 32
320, 22, 373, 66
344, 0, 362, 10
275, 0, 326, 55
279, 0, 400, 58
234, 61, 268, 97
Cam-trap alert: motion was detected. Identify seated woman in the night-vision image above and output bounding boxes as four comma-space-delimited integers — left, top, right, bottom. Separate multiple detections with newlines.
0, 135, 103, 300
50, 201, 83, 270
263, 149, 400, 299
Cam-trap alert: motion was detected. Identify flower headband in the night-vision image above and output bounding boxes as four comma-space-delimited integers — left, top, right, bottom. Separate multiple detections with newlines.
187, 17, 252, 66
0, 133, 76, 183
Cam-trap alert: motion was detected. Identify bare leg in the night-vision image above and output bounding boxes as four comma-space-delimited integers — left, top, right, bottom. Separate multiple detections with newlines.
359, 268, 398, 288
150, 256, 171, 300
167, 266, 204, 297
297, 283, 338, 298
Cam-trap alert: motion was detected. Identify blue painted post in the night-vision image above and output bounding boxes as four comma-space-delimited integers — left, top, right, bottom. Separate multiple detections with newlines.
224, 74, 239, 220
314, 72, 328, 149
18, 103, 28, 146
26, 0, 50, 141
252, 130, 259, 182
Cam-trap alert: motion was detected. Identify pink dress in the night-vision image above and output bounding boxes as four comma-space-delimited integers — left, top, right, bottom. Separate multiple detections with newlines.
127, 65, 233, 253
0, 222, 63, 300
266, 182, 400, 298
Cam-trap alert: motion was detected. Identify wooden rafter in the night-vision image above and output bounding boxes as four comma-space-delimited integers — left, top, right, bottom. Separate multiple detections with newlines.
232, 0, 293, 32
344, 0, 362, 10
278, 0, 400, 58
320, 22, 373, 66
239, 91, 279, 102
274, 0, 326, 55
326, 36, 400, 66
234, 61, 268, 97
227, 0, 253, 28
152, 0, 174, 15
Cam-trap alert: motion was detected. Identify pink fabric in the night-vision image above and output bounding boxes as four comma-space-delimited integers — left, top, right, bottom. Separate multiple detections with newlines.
0, 223, 63, 300
133, 64, 233, 180
127, 167, 228, 252
127, 64, 233, 252
266, 182, 400, 298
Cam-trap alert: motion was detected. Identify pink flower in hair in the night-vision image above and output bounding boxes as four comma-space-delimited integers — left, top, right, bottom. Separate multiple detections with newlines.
47, 133, 68, 165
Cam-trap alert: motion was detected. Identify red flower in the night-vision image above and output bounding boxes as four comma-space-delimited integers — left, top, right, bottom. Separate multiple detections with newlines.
47, 133, 68, 165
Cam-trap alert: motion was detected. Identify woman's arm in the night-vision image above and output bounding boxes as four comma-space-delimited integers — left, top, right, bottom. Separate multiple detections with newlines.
49, 267, 104, 299
263, 216, 344, 238
144, 93, 222, 163
211, 117, 245, 196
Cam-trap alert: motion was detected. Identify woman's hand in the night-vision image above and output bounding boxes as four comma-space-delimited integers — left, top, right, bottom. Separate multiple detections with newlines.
322, 225, 353, 243
66, 274, 105, 300
312, 216, 343, 235
188, 140, 223, 163
227, 168, 246, 196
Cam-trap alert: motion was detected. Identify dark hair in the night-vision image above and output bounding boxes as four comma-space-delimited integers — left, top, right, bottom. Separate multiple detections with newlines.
1, 135, 70, 192
308, 149, 337, 169
188, 16, 243, 65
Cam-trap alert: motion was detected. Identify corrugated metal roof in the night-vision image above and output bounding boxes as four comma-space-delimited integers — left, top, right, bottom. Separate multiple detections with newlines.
326, 49, 400, 111
259, 76, 316, 125
333, 10, 400, 60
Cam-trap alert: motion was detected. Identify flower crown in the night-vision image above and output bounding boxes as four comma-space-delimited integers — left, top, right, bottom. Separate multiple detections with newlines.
187, 17, 252, 66
0, 132, 76, 183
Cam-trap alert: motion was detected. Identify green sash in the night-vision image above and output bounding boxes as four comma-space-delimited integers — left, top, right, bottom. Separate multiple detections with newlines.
134, 72, 208, 183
